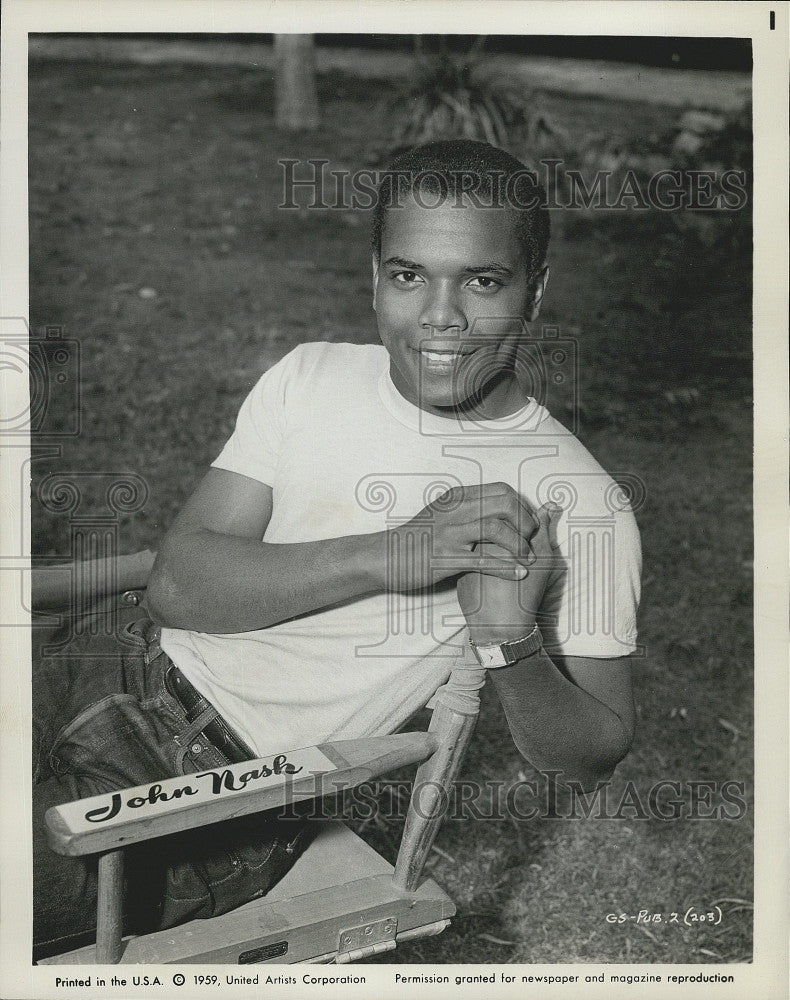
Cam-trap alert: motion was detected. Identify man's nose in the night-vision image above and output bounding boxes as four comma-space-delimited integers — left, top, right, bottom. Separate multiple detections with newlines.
418, 284, 466, 333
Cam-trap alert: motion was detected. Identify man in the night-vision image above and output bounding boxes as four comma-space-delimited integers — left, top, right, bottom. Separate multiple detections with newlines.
33, 140, 640, 955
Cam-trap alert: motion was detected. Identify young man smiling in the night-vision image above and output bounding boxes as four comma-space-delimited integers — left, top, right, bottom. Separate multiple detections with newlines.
33, 140, 641, 953
147, 141, 639, 789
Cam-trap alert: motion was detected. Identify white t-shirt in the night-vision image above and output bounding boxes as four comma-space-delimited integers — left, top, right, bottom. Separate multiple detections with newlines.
161, 342, 641, 757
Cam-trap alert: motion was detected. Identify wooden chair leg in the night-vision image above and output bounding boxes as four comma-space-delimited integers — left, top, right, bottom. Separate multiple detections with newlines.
95, 850, 124, 963
393, 662, 486, 892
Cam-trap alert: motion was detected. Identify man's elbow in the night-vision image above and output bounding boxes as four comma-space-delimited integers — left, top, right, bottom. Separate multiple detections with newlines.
145, 557, 187, 628
561, 722, 635, 792
517, 721, 634, 793
562, 760, 621, 795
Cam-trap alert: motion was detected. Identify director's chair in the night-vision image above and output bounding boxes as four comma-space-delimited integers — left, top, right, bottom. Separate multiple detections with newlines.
33, 553, 487, 965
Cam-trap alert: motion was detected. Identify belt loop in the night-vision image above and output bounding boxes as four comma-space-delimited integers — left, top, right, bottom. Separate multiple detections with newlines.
164, 662, 255, 765
144, 623, 163, 665
174, 706, 222, 752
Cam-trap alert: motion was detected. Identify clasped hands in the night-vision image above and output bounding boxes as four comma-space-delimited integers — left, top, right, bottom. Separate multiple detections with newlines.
385, 482, 562, 646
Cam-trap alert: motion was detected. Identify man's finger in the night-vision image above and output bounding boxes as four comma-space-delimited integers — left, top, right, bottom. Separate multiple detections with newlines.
476, 517, 534, 564
523, 503, 563, 566
437, 483, 537, 531
431, 549, 529, 581
472, 554, 530, 581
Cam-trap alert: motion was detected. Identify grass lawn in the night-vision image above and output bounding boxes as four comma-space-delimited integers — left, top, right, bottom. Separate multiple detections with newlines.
28, 54, 752, 964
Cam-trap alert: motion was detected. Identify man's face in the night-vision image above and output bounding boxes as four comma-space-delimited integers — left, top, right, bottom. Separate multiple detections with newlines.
373, 192, 548, 418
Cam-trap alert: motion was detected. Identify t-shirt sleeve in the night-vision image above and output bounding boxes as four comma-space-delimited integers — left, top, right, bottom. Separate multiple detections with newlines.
211, 347, 299, 486
540, 501, 642, 660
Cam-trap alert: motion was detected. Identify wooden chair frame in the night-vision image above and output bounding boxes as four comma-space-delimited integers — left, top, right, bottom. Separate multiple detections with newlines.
33, 554, 487, 965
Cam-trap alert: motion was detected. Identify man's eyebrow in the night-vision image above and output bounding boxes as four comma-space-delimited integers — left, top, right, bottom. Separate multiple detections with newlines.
382, 256, 423, 269
462, 263, 513, 276
382, 256, 513, 276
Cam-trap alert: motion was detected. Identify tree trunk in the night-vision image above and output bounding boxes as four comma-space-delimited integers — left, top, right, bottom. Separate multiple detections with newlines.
274, 34, 319, 131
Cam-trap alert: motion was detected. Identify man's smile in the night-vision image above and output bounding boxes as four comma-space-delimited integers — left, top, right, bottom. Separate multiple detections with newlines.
417, 344, 477, 363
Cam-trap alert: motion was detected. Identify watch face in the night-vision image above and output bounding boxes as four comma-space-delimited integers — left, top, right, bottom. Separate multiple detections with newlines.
475, 644, 507, 668
471, 626, 542, 668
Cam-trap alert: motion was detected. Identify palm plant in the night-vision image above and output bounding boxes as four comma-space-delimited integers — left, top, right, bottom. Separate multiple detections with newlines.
382, 37, 555, 156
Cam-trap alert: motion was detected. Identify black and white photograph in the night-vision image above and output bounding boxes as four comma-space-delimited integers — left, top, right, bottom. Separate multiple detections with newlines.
1, 3, 787, 998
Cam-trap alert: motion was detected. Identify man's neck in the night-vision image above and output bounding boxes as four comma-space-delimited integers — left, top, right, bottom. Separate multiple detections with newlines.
432, 372, 527, 421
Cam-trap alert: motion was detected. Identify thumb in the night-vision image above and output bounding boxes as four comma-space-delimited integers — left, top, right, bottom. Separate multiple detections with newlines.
536, 501, 562, 529
532, 502, 563, 554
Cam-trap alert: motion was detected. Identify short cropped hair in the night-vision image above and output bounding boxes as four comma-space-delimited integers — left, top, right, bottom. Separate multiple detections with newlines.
371, 139, 550, 281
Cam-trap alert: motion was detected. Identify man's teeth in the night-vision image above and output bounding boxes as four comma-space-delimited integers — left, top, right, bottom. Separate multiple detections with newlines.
421, 349, 462, 362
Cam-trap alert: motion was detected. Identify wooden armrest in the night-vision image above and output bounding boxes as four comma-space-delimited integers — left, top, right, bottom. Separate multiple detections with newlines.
46, 733, 437, 857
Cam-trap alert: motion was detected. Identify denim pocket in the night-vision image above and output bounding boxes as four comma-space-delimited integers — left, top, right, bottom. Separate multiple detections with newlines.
50, 694, 140, 773
49, 691, 175, 785
154, 812, 313, 929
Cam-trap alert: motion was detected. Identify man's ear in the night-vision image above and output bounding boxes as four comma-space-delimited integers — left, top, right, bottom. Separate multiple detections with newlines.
526, 265, 550, 322
371, 255, 380, 312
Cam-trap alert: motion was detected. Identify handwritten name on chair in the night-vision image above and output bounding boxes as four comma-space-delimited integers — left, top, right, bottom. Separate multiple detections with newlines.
45, 734, 438, 856
85, 753, 311, 823
46, 746, 336, 854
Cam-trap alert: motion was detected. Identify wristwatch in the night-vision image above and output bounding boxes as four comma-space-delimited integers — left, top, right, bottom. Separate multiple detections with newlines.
469, 623, 544, 668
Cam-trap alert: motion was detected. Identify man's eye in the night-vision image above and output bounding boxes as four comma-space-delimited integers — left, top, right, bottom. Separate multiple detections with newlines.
393, 271, 421, 285
468, 276, 501, 290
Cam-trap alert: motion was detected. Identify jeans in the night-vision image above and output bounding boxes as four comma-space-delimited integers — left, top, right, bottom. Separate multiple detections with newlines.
33, 598, 311, 961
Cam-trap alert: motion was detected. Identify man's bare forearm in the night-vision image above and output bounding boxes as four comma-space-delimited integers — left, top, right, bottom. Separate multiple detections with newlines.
147, 529, 387, 633
488, 651, 633, 791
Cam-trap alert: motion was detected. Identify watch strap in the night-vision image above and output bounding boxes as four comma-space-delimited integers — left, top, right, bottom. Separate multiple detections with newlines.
469, 624, 544, 668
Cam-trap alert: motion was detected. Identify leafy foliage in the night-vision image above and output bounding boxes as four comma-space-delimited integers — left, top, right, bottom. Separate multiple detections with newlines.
694, 100, 752, 172
381, 38, 554, 155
